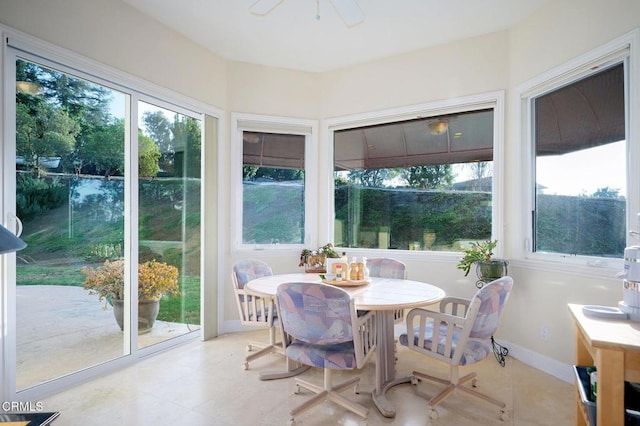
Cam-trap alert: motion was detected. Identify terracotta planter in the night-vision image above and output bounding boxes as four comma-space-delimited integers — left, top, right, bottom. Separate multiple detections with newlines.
112, 299, 160, 333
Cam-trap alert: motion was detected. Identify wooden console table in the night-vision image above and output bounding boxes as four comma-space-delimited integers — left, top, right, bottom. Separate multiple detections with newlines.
568, 304, 640, 426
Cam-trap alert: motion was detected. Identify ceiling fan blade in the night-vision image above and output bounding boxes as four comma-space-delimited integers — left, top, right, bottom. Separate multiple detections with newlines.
329, 0, 364, 27
249, 0, 284, 16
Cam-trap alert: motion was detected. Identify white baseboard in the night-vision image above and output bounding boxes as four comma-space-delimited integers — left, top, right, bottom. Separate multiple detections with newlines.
501, 340, 574, 384
222, 320, 248, 334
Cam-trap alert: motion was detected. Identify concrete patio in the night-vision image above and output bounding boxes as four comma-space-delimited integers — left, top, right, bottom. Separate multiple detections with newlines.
16, 285, 198, 390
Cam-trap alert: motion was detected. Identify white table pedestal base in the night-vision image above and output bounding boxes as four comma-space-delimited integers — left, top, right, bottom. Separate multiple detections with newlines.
371, 311, 412, 418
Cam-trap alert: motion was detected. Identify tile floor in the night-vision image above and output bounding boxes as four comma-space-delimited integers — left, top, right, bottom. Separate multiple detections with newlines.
42, 329, 575, 425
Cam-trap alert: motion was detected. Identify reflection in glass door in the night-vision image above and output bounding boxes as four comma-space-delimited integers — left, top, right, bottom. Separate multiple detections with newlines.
14, 58, 129, 390
137, 101, 201, 349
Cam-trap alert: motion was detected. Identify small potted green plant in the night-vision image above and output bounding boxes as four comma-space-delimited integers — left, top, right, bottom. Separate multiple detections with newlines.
457, 240, 507, 280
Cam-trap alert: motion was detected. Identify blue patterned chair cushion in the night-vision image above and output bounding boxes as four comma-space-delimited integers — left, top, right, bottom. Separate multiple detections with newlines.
470, 280, 509, 339
277, 282, 362, 370
399, 322, 492, 366
278, 283, 353, 344
367, 258, 406, 279
286, 341, 357, 369
233, 259, 273, 289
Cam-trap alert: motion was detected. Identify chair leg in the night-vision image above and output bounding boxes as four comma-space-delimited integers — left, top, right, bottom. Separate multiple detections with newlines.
295, 378, 324, 394
412, 368, 506, 417
290, 369, 368, 421
457, 382, 506, 409
328, 389, 369, 418
429, 383, 457, 407
290, 390, 329, 417
412, 370, 451, 387
243, 326, 285, 369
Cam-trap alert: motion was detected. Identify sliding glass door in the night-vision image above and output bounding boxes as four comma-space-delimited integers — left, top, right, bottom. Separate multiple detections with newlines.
6, 53, 203, 397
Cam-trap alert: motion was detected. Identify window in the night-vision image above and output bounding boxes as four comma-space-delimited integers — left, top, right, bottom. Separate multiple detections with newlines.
533, 63, 626, 258
331, 94, 503, 252
520, 29, 640, 268
232, 114, 317, 248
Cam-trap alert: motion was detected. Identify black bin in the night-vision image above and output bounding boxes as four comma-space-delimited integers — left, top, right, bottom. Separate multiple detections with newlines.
574, 365, 597, 426
627, 382, 640, 426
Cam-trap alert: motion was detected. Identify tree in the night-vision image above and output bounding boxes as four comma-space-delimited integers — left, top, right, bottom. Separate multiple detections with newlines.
16, 101, 79, 171
347, 169, 391, 187
138, 133, 161, 178
171, 115, 201, 177
33, 65, 112, 125
16, 58, 116, 175
75, 119, 125, 177
243, 167, 304, 181
401, 165, 454, 189
591, 187, 621, 199
468, 161, 492, 180
142, 111, 172, 153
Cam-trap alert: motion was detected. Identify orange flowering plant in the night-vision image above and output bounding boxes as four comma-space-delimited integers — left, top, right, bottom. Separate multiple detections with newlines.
83, 259, 179, 309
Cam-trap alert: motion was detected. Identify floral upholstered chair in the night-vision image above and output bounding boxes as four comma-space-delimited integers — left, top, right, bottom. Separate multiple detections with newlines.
276, 282, 376, 425
399, 276, 513, 421
367, 257, 407, 322
232, 259, 282, 370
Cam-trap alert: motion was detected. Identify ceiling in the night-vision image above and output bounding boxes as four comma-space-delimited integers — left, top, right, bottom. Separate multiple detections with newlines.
120, 0, 550, 72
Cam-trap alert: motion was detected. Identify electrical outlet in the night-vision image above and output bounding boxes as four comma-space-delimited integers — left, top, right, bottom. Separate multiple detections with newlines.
540, 326, 550, 341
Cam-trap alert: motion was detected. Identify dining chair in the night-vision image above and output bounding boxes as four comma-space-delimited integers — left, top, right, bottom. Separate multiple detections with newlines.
275, 281, 376, 425
367, 257, 407, 322
231, 259, 283, 370
398, 276, 513, 421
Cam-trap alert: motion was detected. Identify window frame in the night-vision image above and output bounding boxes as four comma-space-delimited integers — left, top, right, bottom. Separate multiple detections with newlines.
516, 28, 640, 275
230, 112, 318, 252
323, 91, 505, 258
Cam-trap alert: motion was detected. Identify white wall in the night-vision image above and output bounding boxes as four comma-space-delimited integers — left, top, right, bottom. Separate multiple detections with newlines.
2, 0, 640, 381
0, 0, 228, 107
318, 30, 510, 118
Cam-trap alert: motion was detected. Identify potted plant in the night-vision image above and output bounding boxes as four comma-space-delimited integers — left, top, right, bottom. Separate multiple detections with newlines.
82, 259, 180, 332
299, 243, 340, 273
456, 240, 507, 281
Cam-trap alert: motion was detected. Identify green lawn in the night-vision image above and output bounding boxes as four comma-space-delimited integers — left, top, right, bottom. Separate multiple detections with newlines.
17, 264, 85, 287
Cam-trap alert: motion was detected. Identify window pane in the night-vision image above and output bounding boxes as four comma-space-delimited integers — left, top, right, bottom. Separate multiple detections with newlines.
534, 63, 626, 257
15, 58, 128, 389
334, 110, 494, 251
242, 131, 305, 244
138, 101, 202, 349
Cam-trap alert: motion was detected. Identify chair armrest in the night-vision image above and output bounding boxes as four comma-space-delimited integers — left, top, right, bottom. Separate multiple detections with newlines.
355, 309, 376, 364
406, 307, 466, 330
235, 288, 276, 326
439, 296, 471, 317
404, 307, 470, 362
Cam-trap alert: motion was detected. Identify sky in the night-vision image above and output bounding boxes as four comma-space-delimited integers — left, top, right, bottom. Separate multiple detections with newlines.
536, 141, 626, 197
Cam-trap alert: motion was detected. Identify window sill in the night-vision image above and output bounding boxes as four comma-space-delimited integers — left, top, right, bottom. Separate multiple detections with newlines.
508, 257, 622, 281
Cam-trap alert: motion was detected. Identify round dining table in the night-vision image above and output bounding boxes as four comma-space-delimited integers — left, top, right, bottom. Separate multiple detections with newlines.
246, 272, 445, 418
